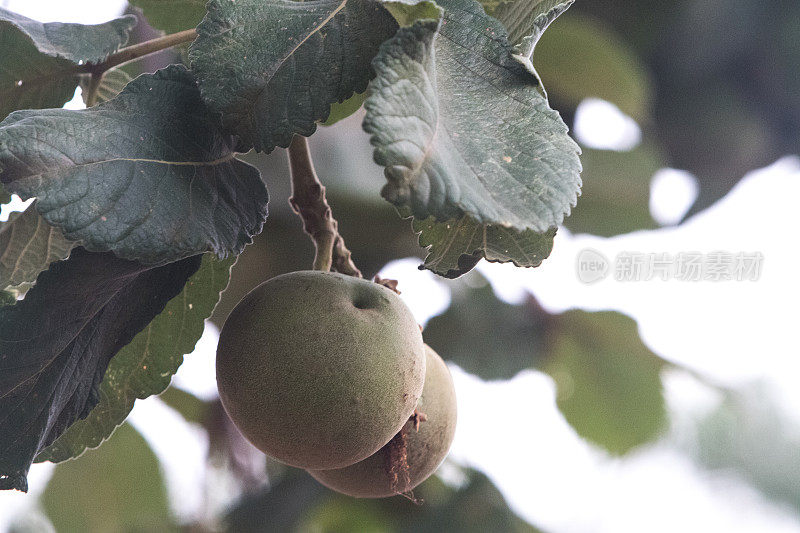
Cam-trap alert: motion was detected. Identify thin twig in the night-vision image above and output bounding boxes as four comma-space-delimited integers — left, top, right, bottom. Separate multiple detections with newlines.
287, 135, 362, 277
79, 29, 198, 77
80, 28, 198, 109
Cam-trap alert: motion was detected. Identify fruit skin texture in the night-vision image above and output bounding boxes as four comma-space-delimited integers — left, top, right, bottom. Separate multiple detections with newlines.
308, 345, 457, 497
216, 270, 426, 470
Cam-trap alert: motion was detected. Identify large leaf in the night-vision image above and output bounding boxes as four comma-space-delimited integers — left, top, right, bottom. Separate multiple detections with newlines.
0, 205, 75, 289
0, 8, 136, 120
414, 215, 556, 278
0, 248, 203, 492
190, 0, 398, 152
38, 255, 234, 463
363, 0, 581, 234
0, 65, 269, 265
130, 0, 207, 33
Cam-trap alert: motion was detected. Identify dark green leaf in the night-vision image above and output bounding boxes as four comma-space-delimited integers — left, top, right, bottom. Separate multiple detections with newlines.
0, 65, 269, 265
400, 469, 541, 533
37, 254, 234, 463
0, 8, 136, 119
130, 0, 207, 33
0, 206, 75, 289
414, 215, 555, 278
190, 0, 398, 152
41, 424, 174, 532
0, 248, 202, 492
364, 0, 581, 234
545, 310, 667, 454
79, 67, 132, 105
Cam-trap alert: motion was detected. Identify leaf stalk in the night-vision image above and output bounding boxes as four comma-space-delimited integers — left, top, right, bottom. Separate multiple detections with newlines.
287, 135, 362, 277
82, 28, 198, 106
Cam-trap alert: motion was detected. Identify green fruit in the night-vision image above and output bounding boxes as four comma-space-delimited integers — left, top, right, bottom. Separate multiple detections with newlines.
308, 345, 457, 497
216, 270, 426, 470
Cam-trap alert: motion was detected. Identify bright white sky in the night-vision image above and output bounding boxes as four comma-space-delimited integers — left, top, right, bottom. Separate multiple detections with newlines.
1, 2, 799, 532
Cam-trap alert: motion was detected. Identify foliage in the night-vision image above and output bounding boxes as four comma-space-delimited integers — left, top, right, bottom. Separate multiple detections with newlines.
0, 7, 135, 120
0, 0, 587, 493
424, 279, 667, 453
40, 423, 174, 532
189, 0, 398, 152
0, 206, 75, 289
37, 254, 235, 463
0, 249, 202, 490
0, 65, 268, 265
226, 467, 540, 533
3, 2, 788, 531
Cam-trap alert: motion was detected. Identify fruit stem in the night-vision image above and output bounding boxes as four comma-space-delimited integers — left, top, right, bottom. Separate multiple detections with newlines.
287, 135, 363, 277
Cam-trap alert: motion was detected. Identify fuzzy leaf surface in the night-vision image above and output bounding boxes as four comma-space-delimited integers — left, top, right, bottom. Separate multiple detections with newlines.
0, 8, 136, 119
0, 248, 202, 491
189, 0, 398, 152
364, 0, 581, 233
413, 215, 555, 278
0, 65, 268, 265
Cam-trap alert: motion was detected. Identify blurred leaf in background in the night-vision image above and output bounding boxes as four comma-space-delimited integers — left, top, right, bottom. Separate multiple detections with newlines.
39, 423, 175, 533
694, 385, 800, 513
545, 310, 667, 455
425, 277, 667, 455
535, 12, 653, 124
128, 0, 205, 33
556, 0, 800, 216
225, 467, 540, 533
424, 281, 550, 380
564, 143, 663, 236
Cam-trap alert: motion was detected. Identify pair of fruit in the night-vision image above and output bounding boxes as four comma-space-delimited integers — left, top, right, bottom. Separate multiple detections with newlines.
216, 270, 457, 497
